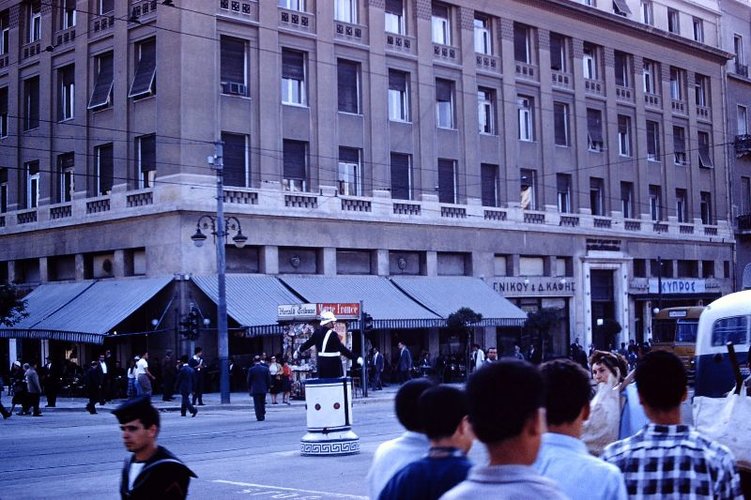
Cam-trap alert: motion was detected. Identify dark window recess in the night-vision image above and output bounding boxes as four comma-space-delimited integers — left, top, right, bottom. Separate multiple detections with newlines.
23, 77, 39, 130
613, 0, 631, 16
98, 144, 114, 194
437, 159, 455, 204
388, 70, 406, 92
587, 109, 604, 149
337, 59, 359, 113
138, 135, 156, 172
221, 36, 247, 96
282, 50, 305, 80
222, 132, 247, 187
129, 39, 156, 99
390, 153, 410, 200
283, 140, 306, 180
88, 53, 114, 110
385, 0, 402, 14
481, 163, 497, 207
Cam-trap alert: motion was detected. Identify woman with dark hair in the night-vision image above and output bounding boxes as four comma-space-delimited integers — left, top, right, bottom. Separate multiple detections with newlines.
581, 350, 630, 455
280, 359, 292, 405
268, 355, 282, 404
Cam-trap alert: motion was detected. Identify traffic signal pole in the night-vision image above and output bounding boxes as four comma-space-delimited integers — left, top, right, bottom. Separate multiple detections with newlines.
359, 300, 368, 398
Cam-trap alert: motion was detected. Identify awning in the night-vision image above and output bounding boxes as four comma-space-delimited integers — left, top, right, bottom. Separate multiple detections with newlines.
389, 276, 528, 327
278, 276, 444, 329
192, 274, 304, 336
0, 276, 173, 345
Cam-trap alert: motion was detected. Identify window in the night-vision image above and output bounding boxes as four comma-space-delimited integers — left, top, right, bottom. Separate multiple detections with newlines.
57, 152, 74, 203
60, 0, 76, 29
673, 126, 686, 165
23, 76, 39, 131
617, 115, 631, 156
390, 152, 411, 200
388, 70, 409, 121
520, 256, 544, 276
670, 67, 684, 101
129, 38, 156, 99
477, 87, 495, 135
99, 0, 114, 14
437, 159, 456, 204
583, 43, 598, 80
702, 260, 715, 278
641, 0, 653, 25
646, 120, 660, 161
474, 15, 491, 55
557, 174, 571, 213
700, 192, 712, 224
431, 4, 450, 45
590, 177, 604, 216
554, 102, 569, 146
614, 51, 630, 87
335, 0, 357, 23
279, 0, 305, 11
58, 64, 75, 121
222, 132, 248, 187
698, 131, 712, 168
95, 143, 113, 195
675, 188, 687, 223
514, 23, 532, 64
28, 0, 41, 43
338, 147, 361, 196
613, 0, 631, 16
0, 168, 6, 213
0, 10, 8, 55
518, 96, 534, 141
281, 49, 306, 106
740, 177, 751, 215
136, 134, 156, 189
649, 185, 662, 220
520, 169, 536, 209
337, 59, 360, 114
283, 140, 307, 191
667, 8, 679, 34
88, 52, 114, 110
587, 108, 604, 152
738, 105, 748, 135
695, 74, 709, 107
0, 87, 7, 138
693, 17, 703, 43
711, 316, 748, 348
643, 60, 658, 94
549, 32, 567, 72
435, 79, 454, 129
620, 182, 633, 218
25, 160, 40, 209
385, 0, 404, 34
220, 36, 247, 96
481, 163, 498, 207
735, 35, 745, 66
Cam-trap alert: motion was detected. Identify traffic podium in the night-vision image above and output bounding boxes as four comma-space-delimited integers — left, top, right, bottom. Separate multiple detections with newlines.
300, 377, 360, 456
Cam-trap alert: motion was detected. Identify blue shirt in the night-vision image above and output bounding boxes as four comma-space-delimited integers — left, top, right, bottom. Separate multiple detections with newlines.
535, 433, 627, 500
379, 447, 471, 500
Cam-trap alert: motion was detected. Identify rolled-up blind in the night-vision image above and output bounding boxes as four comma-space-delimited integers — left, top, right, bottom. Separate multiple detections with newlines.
282, 50, 305, 80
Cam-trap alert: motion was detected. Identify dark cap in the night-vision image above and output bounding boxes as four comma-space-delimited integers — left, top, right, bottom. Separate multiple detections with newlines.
112, 396, 159, 427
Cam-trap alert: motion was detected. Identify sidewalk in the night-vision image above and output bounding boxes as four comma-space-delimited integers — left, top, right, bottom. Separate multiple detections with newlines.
29, 383, 401, 414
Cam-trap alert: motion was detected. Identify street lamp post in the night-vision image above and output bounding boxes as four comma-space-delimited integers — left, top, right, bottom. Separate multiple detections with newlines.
189, 142, 247, 404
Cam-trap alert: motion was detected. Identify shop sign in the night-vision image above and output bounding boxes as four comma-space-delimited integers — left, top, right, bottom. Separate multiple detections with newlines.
277, 302, 361, 321
648, 279, 706, 294
490, 277, 575, 297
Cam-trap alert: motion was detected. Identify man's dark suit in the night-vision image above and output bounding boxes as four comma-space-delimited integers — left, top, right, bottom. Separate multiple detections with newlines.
174, 363, 197, 417
43, 360, 63, 407
398, 346, 413, 384
373, 351, 384, 390
247, 362, 271, 421
84, 365, 102, 414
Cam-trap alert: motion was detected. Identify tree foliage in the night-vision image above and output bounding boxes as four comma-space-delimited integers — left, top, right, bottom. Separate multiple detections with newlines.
447, 307, 483, 333
0, 284, 29, 327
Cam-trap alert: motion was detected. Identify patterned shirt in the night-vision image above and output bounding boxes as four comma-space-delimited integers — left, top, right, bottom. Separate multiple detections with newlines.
601, 424, 741, 499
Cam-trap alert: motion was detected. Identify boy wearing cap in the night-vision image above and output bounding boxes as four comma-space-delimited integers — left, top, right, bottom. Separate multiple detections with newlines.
113, 396, 196, 499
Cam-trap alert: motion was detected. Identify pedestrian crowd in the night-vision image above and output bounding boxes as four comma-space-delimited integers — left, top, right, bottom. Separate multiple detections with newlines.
369, 349, 743, 500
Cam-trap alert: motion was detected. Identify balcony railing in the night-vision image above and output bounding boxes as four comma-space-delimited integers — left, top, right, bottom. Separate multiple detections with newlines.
552, 71, 572, 90
735, 62, 748, 77
615, 85, 633, 102
735, 135, 751, 157
54, 26, 76, 48
219, 0, 258, 19
334, 20, 367, 44
279, 8, 314, 34
386, 33, 415, 55
671, 99, 686, 114
476, 53, 500, 74
644, 93, 661, 109
433, 43, 459, 64
696, 105, 711, 121
584, 78, 604, 96
130, 0, 158, 21
89, 14, 115, 37
515, 61, 537, 81
21, 41, 40, 61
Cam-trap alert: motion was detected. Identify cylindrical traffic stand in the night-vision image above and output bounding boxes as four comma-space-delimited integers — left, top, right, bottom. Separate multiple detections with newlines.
300, 377, 360, 456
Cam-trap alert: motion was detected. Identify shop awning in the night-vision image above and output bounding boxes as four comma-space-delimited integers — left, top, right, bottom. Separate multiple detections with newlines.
0, 276, 173, 345
192, 274, 304, 335
278, 276, 444, 329
389, 276, 528, 327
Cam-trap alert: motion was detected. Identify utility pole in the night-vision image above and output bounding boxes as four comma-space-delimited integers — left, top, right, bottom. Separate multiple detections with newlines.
214, 141, 230, 404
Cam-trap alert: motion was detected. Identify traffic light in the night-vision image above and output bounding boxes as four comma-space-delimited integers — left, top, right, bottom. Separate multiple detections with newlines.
363, 313, 374, 331
180, 308, 201, 340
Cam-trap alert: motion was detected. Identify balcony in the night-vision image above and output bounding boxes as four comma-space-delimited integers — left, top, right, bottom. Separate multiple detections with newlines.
738, 214, 751, 234
219, 0, 259, 22
21, 41, 41, 61
735, 62, 748, 78
552, 71, 572, 90
476, 53, 500, 74
696, 105, 711, 122
89, 13, 115, 38
279, 7, 314, 34
735, 135, 751, 157
615, 85, 633, 103
515, 61, 537, 82
644, 93, 661, 110
433, 43, 459, 65
584, 78, 604, 96
53, 26, 76, 49
130, 0, 158, 22
386, 33, 415, 56
671, 99, 686, 115
334, 20, 367, 45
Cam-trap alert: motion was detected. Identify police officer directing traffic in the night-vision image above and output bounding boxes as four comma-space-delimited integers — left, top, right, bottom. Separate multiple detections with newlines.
295, 311, 362, 378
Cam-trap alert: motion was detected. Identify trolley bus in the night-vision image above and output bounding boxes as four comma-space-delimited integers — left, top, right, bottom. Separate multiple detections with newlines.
651, 306, 703, 377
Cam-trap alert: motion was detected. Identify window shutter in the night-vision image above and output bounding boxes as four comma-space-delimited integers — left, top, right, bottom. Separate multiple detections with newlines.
481, 164, 496, 206
438, 159, 455, 203
88, 53, 114, 109
436, 79, 452, 101
390, 153, 410, 200
337, 60, 358, 112
282, 50, 305, 80
283, 141, 306, 179
587, 109, 604, 143
339, 147, 359, 164
100, 145, 113, 193
222, 133, 247, 187
674, 133, 686, 153
221, 37, 245, 85
388, 70, 406, 91
129, 39, 157, 98
385, 0, 402, 14
139, 135, 156, 172
0, 87, 7, 115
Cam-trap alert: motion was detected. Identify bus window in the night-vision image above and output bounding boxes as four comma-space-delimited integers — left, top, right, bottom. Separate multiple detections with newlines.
675, 321, 698, 343
711, 316, 749, 346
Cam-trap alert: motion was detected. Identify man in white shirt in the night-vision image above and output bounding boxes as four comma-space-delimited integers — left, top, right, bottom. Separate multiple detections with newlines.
471, 344, 485, 372
135, 351, 155, 398
366, 378, 434, 499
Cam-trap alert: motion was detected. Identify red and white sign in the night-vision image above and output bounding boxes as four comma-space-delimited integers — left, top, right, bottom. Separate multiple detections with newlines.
317, 303, 360, 319
278, 302, 360, 321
